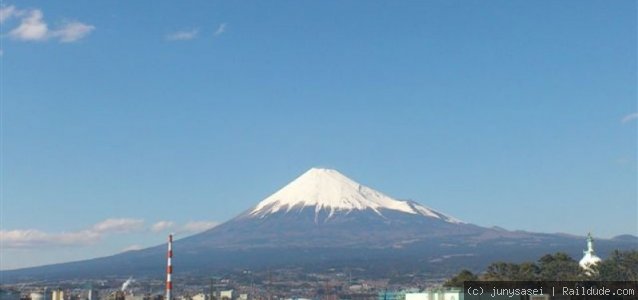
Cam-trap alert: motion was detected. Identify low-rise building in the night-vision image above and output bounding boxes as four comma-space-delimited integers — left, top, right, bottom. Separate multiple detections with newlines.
405, 288, 462, 300
219, 291, 232, 300
191, 293, 208, 300
51, 290, 64, 300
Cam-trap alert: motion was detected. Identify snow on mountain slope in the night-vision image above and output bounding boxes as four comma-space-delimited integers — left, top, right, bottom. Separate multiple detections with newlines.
247, 168, 463, 223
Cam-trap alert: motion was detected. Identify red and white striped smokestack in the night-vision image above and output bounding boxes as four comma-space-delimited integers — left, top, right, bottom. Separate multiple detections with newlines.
166, 234, 173, 300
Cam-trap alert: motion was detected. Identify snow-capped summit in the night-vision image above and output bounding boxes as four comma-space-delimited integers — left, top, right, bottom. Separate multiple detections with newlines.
247, 168, 463, 223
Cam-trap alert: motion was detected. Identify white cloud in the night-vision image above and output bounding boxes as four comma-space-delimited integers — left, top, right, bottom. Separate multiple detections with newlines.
166, 29, 198, 41
213, 23, 227, 37
121, 244, 143, 252
1, 218, 144, 249
0, 229, 101, 248
0, 5, 17, 23
10, 9, 48, 41
0, 218, 221, 249
180, 221, 219, 233
1, 229, 51, 248
152, 220, 219, 234
57, 230, 102, 245
92, 218, 144, 233
621, 112, 638, 123
151, 220, 175, 233
52, 21, 95, 43
6, 7, 94, 43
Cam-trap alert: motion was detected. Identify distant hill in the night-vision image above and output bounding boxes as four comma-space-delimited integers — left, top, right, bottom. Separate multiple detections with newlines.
612, 234, 638, 242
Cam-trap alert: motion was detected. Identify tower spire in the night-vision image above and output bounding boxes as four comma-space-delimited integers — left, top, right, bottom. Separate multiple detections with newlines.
586, 232, 595, 254
579, 232, 601, 274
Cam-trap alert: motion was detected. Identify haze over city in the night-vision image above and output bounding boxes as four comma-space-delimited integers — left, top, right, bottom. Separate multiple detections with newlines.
1, 0, 636, 272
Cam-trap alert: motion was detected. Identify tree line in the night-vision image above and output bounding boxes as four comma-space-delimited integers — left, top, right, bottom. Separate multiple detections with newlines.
444, 250, 638, 287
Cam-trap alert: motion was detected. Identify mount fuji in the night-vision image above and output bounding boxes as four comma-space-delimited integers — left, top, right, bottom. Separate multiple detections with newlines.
180, 168, 488, 250
3, 168, 637, 281
247, 168, 461, 222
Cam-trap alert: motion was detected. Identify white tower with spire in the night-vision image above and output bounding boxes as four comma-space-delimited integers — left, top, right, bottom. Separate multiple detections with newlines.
579, 232, 602, 273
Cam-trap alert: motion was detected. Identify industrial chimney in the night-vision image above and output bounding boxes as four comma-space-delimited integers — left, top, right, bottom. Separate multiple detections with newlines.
166, 234, 173, 300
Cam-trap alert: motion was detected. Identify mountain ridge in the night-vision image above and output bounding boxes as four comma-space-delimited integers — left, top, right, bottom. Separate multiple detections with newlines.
2, 167, 636, 281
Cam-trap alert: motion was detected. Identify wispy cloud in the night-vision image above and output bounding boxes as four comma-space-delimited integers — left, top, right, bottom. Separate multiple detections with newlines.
92, 218, 144, 233
150, 220, 218, 234
9, 9, 48, 41
1, 229, 101, 248
166, 29, 198, 41
1, 218, 144, 249
1, 218, 219, 249
621, 112, 638, 123
121, 244, 143, 252
0, 5, 17, 23
151, 220, 175, 233
6, 7, 94, 43
213, 23, 227, 37
52, 21, 96, 43
180, 221, 219, 233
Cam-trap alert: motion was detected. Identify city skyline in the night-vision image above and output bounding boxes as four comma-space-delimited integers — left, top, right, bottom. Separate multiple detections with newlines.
1, 0, 636, 270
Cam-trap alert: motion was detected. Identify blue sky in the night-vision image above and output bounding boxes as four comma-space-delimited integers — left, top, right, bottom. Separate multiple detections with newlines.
1, 0, 636, 270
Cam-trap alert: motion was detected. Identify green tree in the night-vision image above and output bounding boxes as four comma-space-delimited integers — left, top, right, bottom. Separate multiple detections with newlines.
443, 269, 478, 287
482, 262, 521, 280
513, 262, 539, 280
448, 250, 638, 284
596, 250, 638, 280
537, 252, 583, 280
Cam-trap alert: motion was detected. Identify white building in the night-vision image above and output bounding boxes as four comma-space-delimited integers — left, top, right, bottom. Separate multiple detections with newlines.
88, 290, 98, 300
405, 288, 462, 300
191, 293, 209, 300
579, 232, 602, 273
52, 290, 64, 300
30, 293, 45, 300
219, 290, 233, 300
